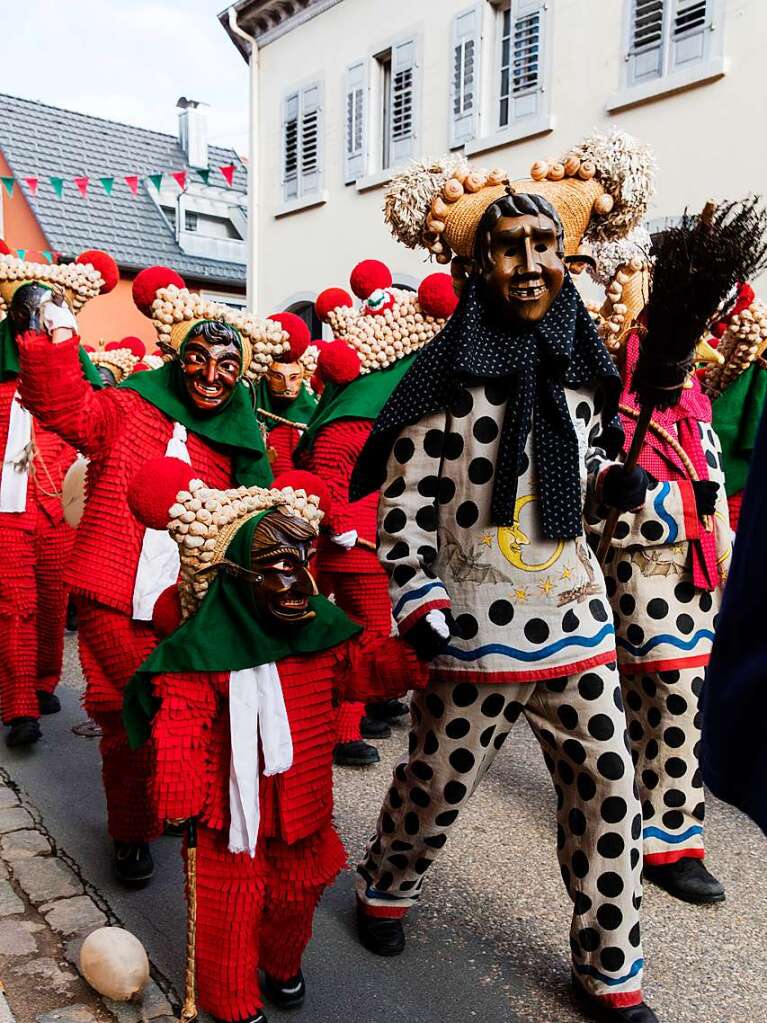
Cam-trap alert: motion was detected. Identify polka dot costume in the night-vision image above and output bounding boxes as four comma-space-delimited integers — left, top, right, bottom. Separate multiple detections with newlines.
356, 662, 645, 1008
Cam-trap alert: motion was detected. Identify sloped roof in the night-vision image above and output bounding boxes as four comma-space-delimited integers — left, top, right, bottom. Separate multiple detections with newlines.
0, 92, 247, 287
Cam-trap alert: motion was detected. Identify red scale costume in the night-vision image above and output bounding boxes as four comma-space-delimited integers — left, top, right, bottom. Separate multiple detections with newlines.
0, 243, 118, 739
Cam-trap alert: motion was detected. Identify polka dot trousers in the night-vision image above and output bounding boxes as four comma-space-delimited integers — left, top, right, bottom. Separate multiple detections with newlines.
357, 664, 645, 1006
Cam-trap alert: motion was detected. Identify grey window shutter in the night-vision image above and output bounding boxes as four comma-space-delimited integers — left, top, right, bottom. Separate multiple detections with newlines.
499, 0, 545, 128
450, 6, 480, 148
282, 91, 299, 201
300, 82, 322, 196
628, 0, 666, 85
390, 38, 418, 165
344, 61, 367, 183
671, 0, 710, 69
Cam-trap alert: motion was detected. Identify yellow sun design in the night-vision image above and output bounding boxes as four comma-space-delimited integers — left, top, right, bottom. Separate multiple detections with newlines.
539, 577, 554, 597
480, 533, 494, 547
560, 565, 573, 580
514, 586, 529, 604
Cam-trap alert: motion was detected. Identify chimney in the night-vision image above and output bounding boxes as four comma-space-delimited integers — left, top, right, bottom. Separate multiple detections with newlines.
177, 97, 209, 170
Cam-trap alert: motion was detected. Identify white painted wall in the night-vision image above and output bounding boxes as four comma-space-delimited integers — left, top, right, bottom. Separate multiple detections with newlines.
249, 0, 765, 312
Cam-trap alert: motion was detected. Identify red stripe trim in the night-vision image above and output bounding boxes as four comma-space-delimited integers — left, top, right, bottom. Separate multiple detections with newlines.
645, 848, 705, 866
619, 653, 710, 675
679, 480, 700, 540
356, 898, 409, 919
430, 650, 615, 684
399, 599, 451, 634
596, 989, 643, 1009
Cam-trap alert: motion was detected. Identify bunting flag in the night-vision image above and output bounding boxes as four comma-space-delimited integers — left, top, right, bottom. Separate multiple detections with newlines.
1, 177, 14, 197
49, 177, 64, 198
24, 177, 39, 196
74, 176, 90, 198
0, 163, 245, 200
219, 164, 236, 187
171, 170, 187, 190
124, 175, 139, 196
196, 169, 210, 185
42, 250, 53, 263
16, 249, 26, 260
100, 176, 115, 195
148, 173, 163, 191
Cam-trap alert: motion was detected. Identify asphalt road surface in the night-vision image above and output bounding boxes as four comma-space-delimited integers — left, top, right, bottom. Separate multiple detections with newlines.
2, 635, 766, 1023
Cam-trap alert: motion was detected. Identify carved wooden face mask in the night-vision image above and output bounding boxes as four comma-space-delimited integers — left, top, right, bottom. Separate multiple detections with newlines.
8, 282, 58, 335
266, 360, 304, 402
180, 322, 243, 414
479, 212, 565, 324
246, 509, 318, 626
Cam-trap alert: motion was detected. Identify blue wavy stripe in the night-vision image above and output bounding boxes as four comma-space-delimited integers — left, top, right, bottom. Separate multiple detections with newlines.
575, 958, 644, 988
393, 581, 448, 619
653, 481, 677, 541
444, 623, 614, 664
617, 629, 714, 658
643, 825, 703, 845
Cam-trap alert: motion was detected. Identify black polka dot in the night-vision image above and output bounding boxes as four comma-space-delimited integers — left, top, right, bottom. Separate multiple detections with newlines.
418, 544, 438, 564
642, 769, 659, 790
625, 689, 642, 712
619, 593, 636, 616
450, 389, 473, 418
601, 797, 627, 824
693, 801, 705, 821
404, 812, 419, 835
597, 872, 624, 898
473, 416, 498, 444
563, 738, 587, 765
577, 773, 597, 801
443, 432, 464, 460
455, 501, 479, 528
484, 380, 507, 405
410, 786, 430, 808
558, 760, 575, 785
425, 693, 444, 718
524, 618, 549, 644
575, 401, 590, 424
411, 760, 433, 781
579, 927, 600, 952
663, 726, 686, 749
438, 477, 456, 504
504, 702, 522, 724
414, 857, 432, 874
574, 891, 593, 915
488, 600, 514, 627
676, 614, 694, 635
516, 450, 530, 477
629, 923, 641, 948
674, 581, 695, 603
448, 748, 476, 774
444, 781, 467, 804
391, 839, 412, 851
383, 508, 406, 534
423, 730, 439, 755
597, 904, 623, 930
435, 809, 458, 827
631, 814, 642, 840
641, 676, 657, 698
387, 854, 409, 869
423, 430, 445, 458
394, 438, 415, 464
589, 599, 609, 622
386, 541, 410, 562
626, 624, 645, 647
546, 676, 567, 693
453, 683, 478, 707
578, 673, 604, 701
393, 565, 416, 587
628, 720, 643, 742
614, 520, 630, 540
424, 833, 447, 849
381, 812, 395, 834
480, 693, 504, 717
666, 757, 687, 778
647, 598, 669, 620
662, 809, 684, 830
415, 504, 437, 531
640, 521, 663, 542
616, 560, 632, 583
377, 871, 393, 890
647, 707, 661, 729
597, 753, 625, 780
557, 704, 578, 730
588, 714, 615, 741
569, 808, 587, 836
699, 591, 713, 613
455, 613, 479, 640
384, 476, 406, 499
597, 832, 625, 858
600, 947, 625, 972
605, 576, 617, 598
417, 475, 439, 498
445, 717, 471, 740
389, 786, 404, 809
572, 850, 590, 878
468, 457, 494, 485
562, 609, 580, 634
663, 789, 686, 808
479, 726, 495, 748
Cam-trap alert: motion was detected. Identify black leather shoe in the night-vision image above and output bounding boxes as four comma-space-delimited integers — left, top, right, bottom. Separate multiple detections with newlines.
113, 841, 154, 886
262, 970, 305, 1009
6, 717, 42, 748
360, 716, 392, 739
333, 740, 380, 767
644, 857, 725, 904
366, 700, 408, 722
572, 976, 659, 1021
65, 599, 78, 633
356, 903, 406, 956
37, 690, 61, 715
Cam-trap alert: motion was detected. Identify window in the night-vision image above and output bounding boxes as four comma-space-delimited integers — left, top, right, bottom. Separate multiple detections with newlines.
376, 38, 418, 171
184, 211, 198, 233
160, 205, 176, 230
282, 82, 323, 203
450, 6, 481, 148
344, 61, 368, 183
627, 0, 713, 86
201, 291, 247, 311
286, 300, 322, 340
497, 0, 545, 130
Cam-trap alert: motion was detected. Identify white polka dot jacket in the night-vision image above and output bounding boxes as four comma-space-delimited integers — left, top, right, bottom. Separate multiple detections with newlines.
585, 419, 731, 675
378, 382, 621, 683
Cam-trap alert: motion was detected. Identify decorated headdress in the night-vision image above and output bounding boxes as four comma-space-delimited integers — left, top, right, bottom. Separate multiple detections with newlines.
588, 227, 653, 352
313, 259, 458, 380
0, 241, 119, 314
128, 458, 327, 619
384, 130, 655, 265
87, 337, 149, 384
132, 266, 288, 382
702, 283, 767, 397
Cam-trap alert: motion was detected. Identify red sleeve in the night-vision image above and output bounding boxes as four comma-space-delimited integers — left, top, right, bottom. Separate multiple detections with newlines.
16, 332, 120, 457
150, 672, 218, 824
310, 419, 373, 535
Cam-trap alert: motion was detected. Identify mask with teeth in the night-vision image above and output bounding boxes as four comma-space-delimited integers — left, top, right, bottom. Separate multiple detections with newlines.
476, 193, 566, 325
179, 320, 243, 414
265, 360, 305, 403
245, 509, 319, 627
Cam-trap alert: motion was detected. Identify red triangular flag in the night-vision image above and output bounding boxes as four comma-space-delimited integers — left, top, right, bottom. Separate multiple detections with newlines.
74, 176, 90, 198
219, 164, 236, 187
124, 175, 140, 196
171, 171, 188, 190
24, 177, 39, 196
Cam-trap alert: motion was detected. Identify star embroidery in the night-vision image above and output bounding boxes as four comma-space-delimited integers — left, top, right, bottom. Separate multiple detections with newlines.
513, 586, 529, 604
539, 576, 554, 597
560, 565, 573, 580
480, 533, 494, 547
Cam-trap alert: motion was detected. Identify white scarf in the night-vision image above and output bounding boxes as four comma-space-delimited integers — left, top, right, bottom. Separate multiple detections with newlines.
0, 389, 32, 513
132, 422, 191, 620
228, 663, 293, 856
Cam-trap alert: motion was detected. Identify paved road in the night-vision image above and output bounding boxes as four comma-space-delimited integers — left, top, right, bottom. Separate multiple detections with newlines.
2, 636, 766, 1023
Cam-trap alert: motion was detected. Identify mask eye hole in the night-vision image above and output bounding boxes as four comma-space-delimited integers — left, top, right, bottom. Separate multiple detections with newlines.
534, 242, 548, 253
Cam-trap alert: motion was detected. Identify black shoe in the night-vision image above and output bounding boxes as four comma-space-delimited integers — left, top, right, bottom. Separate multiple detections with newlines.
163, 820, 187, 838
365, 700, 408, 723
572, 976, 659, 1021
333, 740, 380, 767
113, 841, 154, 886
356, 903, 406, 956
644, 857, 725, 904
37, 690, 61, 715
360, 716, 392, 739
262, 970, 305, 1010
65, 599, 78, 633
6, 717, 42, 748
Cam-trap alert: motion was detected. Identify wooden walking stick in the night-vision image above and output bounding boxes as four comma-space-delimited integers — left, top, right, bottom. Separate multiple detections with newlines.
597, 196, 767, 564
180, 817, 198, 1023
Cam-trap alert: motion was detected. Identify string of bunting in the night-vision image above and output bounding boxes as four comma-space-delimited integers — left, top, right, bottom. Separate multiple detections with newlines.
0, 164, 239, 200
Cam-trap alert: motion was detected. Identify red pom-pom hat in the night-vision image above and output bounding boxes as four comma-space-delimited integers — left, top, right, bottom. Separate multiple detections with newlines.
273, 470, 332, 516
132, 266, 187, 317
76, 250, 119, 294
268, 312, 311, 360
127, 456, 196, 530
316, 287, 353, 323
105, 336, 146, 358
350, 259, 395, 316
316, 340, 361, 386
418, 272, 458, 319
152, 584, 183, 638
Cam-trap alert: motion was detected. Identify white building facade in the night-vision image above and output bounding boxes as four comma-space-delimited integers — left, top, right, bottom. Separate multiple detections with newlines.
221, 0, 759, 319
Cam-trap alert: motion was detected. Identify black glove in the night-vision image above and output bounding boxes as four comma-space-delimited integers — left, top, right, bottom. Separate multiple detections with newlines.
601, 465, 650, 512
403, 610, 455, 662
692, 480, 720, 518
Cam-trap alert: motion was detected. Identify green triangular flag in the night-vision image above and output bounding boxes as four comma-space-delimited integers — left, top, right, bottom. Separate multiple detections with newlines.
50, 177, 64, 198
16, 249, 26, 260
99, 176, 114, 195
147, 173, 163, 191
1, 177, 14, 197
42, 250, 53, 263
196, 169, 210, 185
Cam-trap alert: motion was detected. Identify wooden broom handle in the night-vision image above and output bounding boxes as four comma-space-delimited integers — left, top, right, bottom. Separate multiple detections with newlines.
180, 818, 198, 1023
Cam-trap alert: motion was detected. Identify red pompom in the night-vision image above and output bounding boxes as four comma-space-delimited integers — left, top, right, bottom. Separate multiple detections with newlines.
76, 250, 119, 294
152, 585, 183, 638
82, 344, 96, 353
418, 273, 458, 319
106, 335, 146, 358
711, 322, 727, 339
316, 287, 353, 323
133, 362, 150, 372
317, 340, 361, 386
350, 259, 392, 300
269, 312, 311, 359
0, 239, 12, 256
272, 469, 332, 515
127, 457, 195, 530
132, 266, 186, 316
732, 281, 756, 317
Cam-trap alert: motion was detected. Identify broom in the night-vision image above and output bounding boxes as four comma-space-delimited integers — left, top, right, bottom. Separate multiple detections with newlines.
179, 817, 198, 1023
597, 196, 767, 563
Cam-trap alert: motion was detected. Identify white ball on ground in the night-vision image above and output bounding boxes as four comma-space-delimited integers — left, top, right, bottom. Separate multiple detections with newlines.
79, 927, 150, 1001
